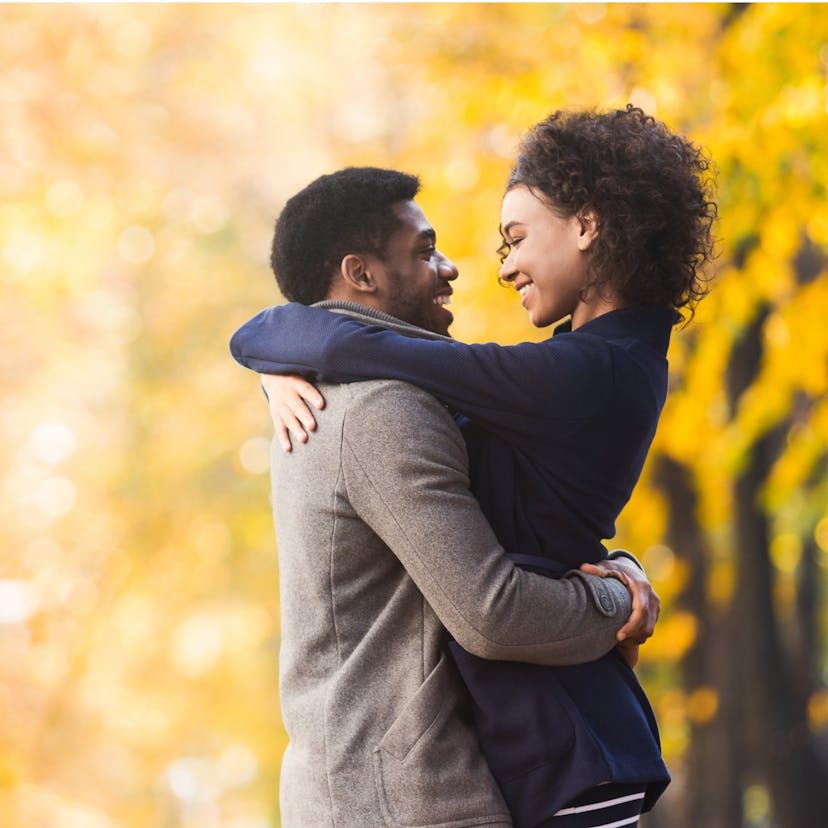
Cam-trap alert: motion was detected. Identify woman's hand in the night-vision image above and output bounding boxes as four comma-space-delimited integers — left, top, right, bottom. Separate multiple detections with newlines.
579, 556, 660, 668
260, 374, 325, 453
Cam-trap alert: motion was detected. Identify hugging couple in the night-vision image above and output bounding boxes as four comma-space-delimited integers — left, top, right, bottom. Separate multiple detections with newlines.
230, 105, 715, 828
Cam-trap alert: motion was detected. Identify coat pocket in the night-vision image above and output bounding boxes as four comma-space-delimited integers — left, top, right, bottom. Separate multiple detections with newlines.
373, 653, 511, 827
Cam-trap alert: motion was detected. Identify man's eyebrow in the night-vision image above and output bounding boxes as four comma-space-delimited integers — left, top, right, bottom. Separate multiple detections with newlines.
417, 228, 436, 243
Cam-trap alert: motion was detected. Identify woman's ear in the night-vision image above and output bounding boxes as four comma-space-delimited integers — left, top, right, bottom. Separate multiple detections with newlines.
338, 254, 376, 293
577, 209, 599, 252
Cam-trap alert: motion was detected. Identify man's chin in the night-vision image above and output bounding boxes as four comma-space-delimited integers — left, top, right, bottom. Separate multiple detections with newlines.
404, 306, 453, 336
429, 307, 453, 336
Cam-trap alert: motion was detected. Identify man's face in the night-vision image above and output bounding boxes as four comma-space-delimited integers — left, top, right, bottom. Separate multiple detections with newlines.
366, 200, 458, 335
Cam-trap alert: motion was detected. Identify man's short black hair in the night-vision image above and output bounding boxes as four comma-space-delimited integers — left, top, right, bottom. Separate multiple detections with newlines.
271, 167, 421, 304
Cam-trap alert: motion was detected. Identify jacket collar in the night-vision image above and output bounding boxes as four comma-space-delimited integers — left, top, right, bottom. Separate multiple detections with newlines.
313, 300, 453, 342
553, 307, 677, 354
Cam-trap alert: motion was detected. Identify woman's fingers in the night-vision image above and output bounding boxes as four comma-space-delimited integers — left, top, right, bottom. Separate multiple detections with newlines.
277, 402, 310, 447
274, 417, 293, 454
260, 374, 326, 454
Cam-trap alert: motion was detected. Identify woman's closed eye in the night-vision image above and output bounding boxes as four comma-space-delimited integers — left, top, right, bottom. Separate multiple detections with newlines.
497, 237, 523, 264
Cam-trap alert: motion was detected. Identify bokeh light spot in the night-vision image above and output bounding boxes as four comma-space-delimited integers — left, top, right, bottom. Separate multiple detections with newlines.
445, 156, 480, 192
239, 437, 271, 475
743, 785, 770, 824
166, 756, 220, 802
642, 544, 676, 582
629, 86, 657, 115
808, 688, 828, 730
172, 614, 224, 677
815, 516, 828, 554
770, 533, 802, 574
3, 229, 45, 274
686, 686, 719, 725
217, 744, 259, 788
117, 226, 155, 264
30, 421, 77, 465
484, 124, 517, 158
0, 580, 39, 624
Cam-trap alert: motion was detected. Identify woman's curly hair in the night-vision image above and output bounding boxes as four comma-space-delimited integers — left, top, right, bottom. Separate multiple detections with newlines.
507, 105, 717, 319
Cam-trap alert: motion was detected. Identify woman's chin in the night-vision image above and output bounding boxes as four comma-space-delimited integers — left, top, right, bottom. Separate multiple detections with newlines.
524, 308, 548, 328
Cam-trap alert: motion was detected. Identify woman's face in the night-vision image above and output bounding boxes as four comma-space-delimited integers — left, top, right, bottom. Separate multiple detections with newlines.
498, 184, 597, 328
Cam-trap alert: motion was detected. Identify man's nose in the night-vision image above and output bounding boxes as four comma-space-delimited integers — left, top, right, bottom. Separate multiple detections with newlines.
437, 253, 459, 281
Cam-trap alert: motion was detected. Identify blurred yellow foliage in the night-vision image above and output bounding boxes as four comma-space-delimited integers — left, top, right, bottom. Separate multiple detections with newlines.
2, 3, 828, 826
638, 611, 698, 665
686, 686, 720, 726
808, 689, 828, 731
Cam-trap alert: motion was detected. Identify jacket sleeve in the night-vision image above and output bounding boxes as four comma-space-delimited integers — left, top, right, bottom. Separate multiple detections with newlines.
229, 303, 610, 440
339, 380, 631, 665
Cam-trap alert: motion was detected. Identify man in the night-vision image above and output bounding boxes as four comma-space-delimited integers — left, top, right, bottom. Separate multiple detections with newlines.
231, 168, 656, 826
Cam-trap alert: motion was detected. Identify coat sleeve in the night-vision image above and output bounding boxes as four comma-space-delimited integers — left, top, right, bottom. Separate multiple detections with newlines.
229, 303, 610, 440
339, 380, 630, 665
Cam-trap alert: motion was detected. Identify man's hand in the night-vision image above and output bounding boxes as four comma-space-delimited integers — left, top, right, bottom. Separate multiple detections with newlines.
260, 374, 325, 453
579, 556, 660, 667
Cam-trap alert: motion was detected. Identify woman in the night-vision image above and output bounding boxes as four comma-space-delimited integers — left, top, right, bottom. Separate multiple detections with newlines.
232, 106, 716, 827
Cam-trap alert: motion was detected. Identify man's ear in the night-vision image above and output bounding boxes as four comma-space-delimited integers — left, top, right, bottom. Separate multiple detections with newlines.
577, 209, 599, 252
338, 254, 377, 293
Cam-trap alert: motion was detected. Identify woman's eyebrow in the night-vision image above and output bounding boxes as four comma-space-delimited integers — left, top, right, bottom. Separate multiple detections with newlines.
500, 220, 524, 238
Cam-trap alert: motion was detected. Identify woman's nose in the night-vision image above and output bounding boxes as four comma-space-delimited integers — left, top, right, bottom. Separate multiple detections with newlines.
498, 253, 518, 286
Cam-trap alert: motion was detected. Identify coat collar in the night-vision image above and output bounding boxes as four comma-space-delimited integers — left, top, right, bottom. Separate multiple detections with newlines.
313, 300, 452, 342
553, 307, 677, 354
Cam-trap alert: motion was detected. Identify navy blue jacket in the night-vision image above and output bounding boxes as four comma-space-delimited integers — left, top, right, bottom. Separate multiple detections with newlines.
230, 303, 673, 825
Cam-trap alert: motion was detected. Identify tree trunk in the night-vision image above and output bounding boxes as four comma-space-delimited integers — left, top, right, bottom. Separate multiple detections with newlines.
793, 536, 818, 703
727, 308, 828, 827
656, 455, 743, 828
